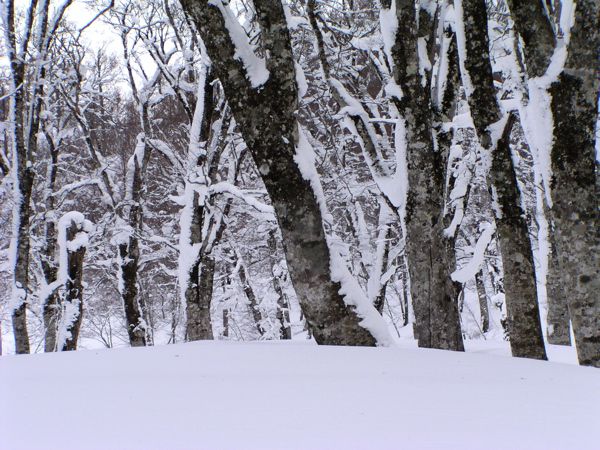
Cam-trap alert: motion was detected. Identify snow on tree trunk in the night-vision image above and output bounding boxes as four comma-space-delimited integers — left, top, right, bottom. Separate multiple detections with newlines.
5, 28, 32, 356
268, 229, 291, 340
180, 65, 217, 342
505, 0, 556, 79
458, 0, 547, 360
42, 140, 60, 352
548, 0, 600, 367
491, 113, 547, 359
380, 0, 464, 351
181, 0, 386, 346
117, 135, 151, 347
56, 212, 91, 351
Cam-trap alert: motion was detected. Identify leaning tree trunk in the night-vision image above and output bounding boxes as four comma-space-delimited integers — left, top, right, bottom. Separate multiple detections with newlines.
547, 0, 600, 367
490, 113, 547, 359
181, 0, 379, 345
234, 251, 264, 338
382, 0, 464, 351
459, 0, 547, 360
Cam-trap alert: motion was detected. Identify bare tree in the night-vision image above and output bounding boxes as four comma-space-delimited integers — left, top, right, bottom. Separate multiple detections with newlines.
180, 0, 390, 345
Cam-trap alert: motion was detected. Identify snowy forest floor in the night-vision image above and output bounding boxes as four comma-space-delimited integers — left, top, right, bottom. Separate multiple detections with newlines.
1, 340, 598, 450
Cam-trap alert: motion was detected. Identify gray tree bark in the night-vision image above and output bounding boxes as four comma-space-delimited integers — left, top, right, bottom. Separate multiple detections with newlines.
491, 113, 547, 359
548, 0, 600, 367
507, 0, 599, 366
181, 0, 378, 345
382, 0, 464, 351
546, 228, 571, 345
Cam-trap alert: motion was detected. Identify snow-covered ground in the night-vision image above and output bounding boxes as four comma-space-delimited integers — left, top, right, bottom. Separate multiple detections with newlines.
1, 341, 598, 450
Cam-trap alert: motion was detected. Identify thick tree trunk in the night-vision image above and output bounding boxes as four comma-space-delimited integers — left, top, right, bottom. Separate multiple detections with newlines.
181, 0, 378, 345
491, 114, 547, 359
382, 0, 464, 351
187, 250, 215, 341
119, 237, 146, 347
505, 0, 556, 78
545, 232, 571, 345
548, 0, 600, 367
460, 0, 547, 360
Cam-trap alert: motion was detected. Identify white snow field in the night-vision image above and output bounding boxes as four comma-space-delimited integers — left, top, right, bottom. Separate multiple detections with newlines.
1, 341, 599, 450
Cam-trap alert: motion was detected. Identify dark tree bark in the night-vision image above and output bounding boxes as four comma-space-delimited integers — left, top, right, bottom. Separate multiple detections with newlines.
547, 0, 600, 367
491, 113, 547, 359
181, 0, 379, 345
382, 0, 464, 351
506, 0, 599, 366
42, 138, 60, 352
268, 229, 291, 340
119, 138, 151, 347
461, 0, 547, 360
545, 231, 571, 345
184, 71, 219, 342
234, 250, 264, 337
61, 220, 88, 351
505, 0, 556, 78
6, 4, 32, 354
475, 270, 490, 333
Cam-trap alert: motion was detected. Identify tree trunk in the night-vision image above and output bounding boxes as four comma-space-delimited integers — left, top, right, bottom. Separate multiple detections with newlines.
235, 251, 264, 337
222, 309, 229, 338
545, 231, 571, 345
505, 0, 556, 78
60, 220, 87, 351
119, 130, 153, 347
119, 236, 146, 347
491, 114, 547, 359
548, 0, 600, 367
9, 60, 32, 355
268, 230, 291, 340
181, 0, 379, 345
460, 0, 547, 360
475, 271, 490, 334
382, 0, 464, 351
42, 139, 60, 352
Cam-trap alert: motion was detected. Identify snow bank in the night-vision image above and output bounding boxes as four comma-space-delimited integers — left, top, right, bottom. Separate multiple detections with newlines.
1, 341, 597, 450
